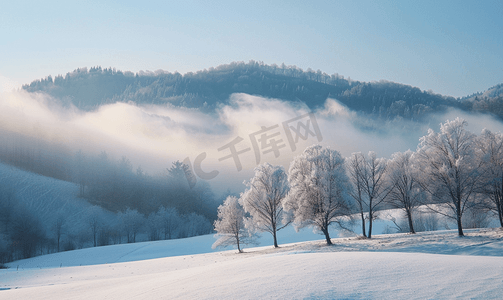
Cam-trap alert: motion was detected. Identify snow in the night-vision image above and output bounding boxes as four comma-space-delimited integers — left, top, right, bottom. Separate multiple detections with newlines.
2, 225, 346, 269
0, 162, 112, 235
2, 163, 503, 299
2, 228, 503, 299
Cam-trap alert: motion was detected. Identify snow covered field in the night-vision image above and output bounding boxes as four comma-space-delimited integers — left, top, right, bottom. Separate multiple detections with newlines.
2, 228, 503, 299
2, 162, 503, 298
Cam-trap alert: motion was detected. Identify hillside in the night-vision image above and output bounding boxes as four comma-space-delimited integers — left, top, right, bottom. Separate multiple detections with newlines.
22, 62, 468, 121
2, 228, 503, 299
0, 162, 218, 263
0, 162, 110, 237
460, 83, 503, 118
0, 162, 118, 261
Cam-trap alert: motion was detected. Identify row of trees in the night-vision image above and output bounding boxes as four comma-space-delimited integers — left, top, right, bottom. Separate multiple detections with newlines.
83, 206, 212, 249
213, 118, 503, 251
74, 153, 218, 219
0, 130, 219, 219
0, 194, 213, 263
0, 138, 219, 264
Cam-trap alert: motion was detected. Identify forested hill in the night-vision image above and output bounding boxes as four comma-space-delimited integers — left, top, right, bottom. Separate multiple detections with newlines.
460, 83, 503, 118
22, 61, 503, 120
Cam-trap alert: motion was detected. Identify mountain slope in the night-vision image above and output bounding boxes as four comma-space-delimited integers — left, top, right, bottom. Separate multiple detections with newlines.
23, 62, 464, 121
460, 83, 503, 118
0, 162, 113, 250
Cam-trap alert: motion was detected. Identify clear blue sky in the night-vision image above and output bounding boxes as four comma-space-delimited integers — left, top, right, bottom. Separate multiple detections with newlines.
1, 0, 502, 97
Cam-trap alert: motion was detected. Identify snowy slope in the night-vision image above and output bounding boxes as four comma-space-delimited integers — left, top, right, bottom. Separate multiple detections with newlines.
2, 228, 503, 299
2, 162, 503, 299
0, 162, 112, 235
1, 226, 341, 268
3, 251, 503, 299
4, 215, 401, 269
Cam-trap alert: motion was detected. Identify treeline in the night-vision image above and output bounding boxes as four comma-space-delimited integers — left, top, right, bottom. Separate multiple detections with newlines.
213, 118, 503, 251
0, 192, 213, 264
22, 61, 468, 121
461, 84, 503, 118
73, 152, 218, 218
0, 131, 73, 182
0, 132, 218, 218
0, 149, 220, 265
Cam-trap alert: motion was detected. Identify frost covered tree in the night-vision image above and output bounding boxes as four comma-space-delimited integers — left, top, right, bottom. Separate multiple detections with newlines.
241, 163, 290, 248
417, 118, 484, 236
158, 206, 180, 240
347, 151, 390, 238
87, 206, 104, 247
168, 160, 195, 190
185, 212, 212, 237
477, 129, 503, 227
119, 208, 145, 243
284, 145, 352, 245
386, 150, 425, 234
146, 211, 163, 241
212, 196, 255, 253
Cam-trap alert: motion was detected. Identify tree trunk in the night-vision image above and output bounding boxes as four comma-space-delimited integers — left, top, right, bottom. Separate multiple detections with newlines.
497, 195, 503, 227
360, 211, 367, 238
236, 235, 241, 253
273, 230, 278, 248
406, 209, 415, 234
456, 209, 464, 237
368, 210, 373, 239
498, 203, 503, 228
322, 227, 332, 245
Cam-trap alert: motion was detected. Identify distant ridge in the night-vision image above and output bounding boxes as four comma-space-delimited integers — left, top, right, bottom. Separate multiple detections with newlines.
24, 61, 503, 121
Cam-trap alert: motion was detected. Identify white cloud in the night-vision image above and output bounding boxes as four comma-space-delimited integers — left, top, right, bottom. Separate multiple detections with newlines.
1, 90, 502, 193
0, 75, 21, 93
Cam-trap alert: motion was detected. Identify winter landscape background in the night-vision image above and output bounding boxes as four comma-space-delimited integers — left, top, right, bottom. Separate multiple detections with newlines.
2, 63, 503, 298
2, 1, 503, 299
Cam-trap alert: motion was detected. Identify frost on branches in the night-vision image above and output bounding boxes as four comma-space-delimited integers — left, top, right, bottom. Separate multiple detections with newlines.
241, 163, 291, 248
478, 129, 503, 227
347, 151, 390, 238
416, 118, 484, 236
283, 145, 353, 245
212, 196, 256, 253
387, 150, 425, 234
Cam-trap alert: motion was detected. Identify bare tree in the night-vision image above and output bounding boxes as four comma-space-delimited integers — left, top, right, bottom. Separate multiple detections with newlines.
53, 214, 66, 252
416, 118, 484, 236
241, 163, 290, 248
284, 145, 352, 245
